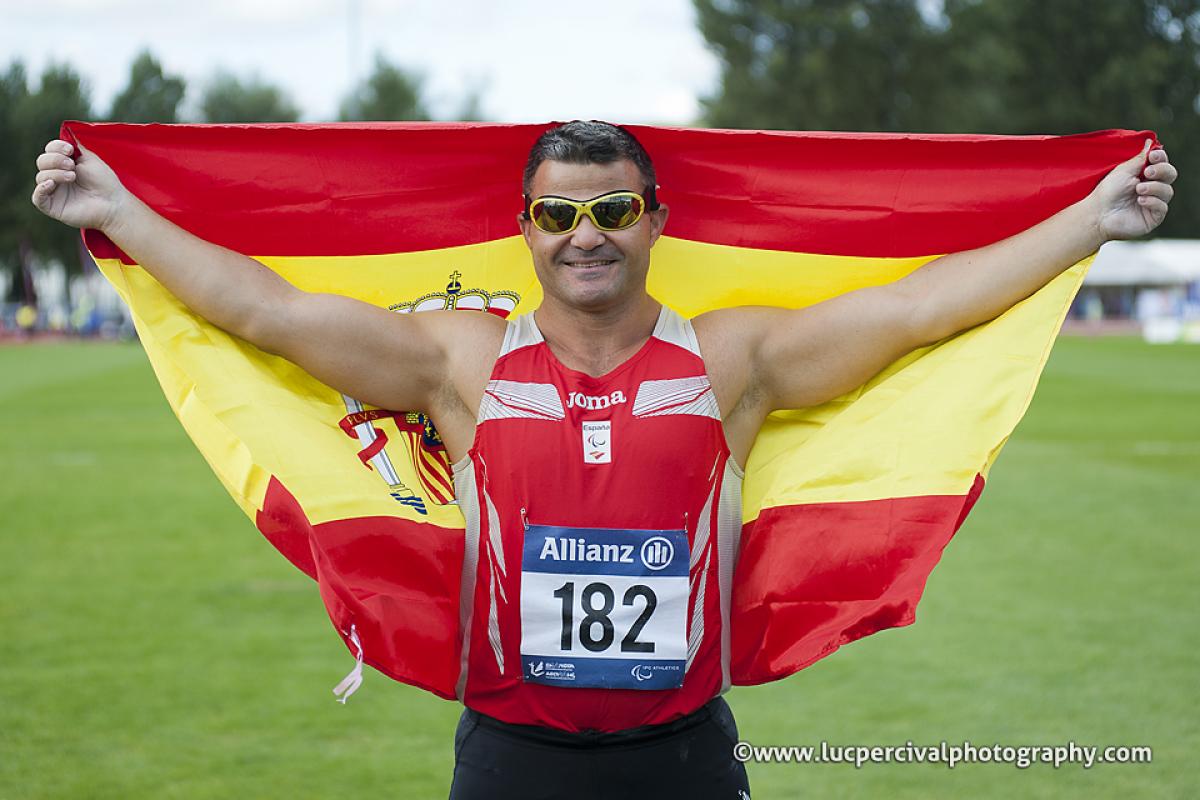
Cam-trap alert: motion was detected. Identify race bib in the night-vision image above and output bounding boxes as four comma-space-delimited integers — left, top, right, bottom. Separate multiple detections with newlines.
520, 524, 689, 690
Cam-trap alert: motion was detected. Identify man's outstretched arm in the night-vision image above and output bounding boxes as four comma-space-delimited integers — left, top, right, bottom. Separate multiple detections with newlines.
31, 139, 501, 417
703, 141, 1177, 436
888, 140, 1174, 346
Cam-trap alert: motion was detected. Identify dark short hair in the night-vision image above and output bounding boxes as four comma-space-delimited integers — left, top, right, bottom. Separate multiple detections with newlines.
522, 121, 659, 209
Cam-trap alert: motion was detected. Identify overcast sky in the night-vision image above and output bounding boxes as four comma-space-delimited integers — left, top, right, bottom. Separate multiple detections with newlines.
1, 0, 722, 124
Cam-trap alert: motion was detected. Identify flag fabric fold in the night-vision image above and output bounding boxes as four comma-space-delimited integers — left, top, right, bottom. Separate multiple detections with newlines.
63, 120, 1149, 699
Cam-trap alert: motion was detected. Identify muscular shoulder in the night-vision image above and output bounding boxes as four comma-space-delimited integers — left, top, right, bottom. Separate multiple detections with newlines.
421, 308, 507, 404
417, 306, 507, 351
412, 309, 507, 460
691, 307, 780, 418
691, 307, 786, 465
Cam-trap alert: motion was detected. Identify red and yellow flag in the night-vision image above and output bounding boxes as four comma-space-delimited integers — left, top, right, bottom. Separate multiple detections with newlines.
63, 121, 1149, 698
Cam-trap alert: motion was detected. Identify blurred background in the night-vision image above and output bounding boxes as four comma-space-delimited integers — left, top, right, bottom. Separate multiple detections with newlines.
1, 1, 1197, 798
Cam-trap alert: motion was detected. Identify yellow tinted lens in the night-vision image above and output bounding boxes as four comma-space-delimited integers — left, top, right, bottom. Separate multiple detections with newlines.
591, 195, 642, 229
532, 199, 580, 233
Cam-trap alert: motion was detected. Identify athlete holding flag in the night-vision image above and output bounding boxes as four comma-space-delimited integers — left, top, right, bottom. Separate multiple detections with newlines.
32, 122, 1175, 798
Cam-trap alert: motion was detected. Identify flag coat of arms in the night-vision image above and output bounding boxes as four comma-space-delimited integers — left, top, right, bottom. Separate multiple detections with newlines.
62, 120, 1150, 699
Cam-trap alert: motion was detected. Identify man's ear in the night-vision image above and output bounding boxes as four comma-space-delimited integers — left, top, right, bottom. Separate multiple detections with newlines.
648, 204, 669, 246
517, 212, 533, 249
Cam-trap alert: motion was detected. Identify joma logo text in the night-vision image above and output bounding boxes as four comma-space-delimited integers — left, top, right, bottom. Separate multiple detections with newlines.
567, 390, 627, 410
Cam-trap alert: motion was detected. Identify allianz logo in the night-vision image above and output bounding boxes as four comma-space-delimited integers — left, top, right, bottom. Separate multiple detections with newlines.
539, 536, 635, 564
566, 390, 627, 410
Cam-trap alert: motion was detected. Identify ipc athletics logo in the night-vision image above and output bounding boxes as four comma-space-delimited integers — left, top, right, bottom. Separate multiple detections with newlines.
640, 536, 674, 571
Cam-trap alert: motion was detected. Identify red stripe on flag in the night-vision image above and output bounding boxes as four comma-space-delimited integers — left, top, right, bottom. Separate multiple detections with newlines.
255, 476, 464, 699
63, 122, 1153, 260
730, 474, 985, 685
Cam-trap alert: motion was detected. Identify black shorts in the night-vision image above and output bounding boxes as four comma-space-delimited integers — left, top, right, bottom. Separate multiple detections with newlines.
448, 697, 751, 800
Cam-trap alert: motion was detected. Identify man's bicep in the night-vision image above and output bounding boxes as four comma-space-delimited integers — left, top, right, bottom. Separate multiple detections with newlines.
756, 284, 923, 410
267, 292, 452, 410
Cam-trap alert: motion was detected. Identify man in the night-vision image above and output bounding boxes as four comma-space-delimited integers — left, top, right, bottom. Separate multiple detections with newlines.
33, 121, 1175, 798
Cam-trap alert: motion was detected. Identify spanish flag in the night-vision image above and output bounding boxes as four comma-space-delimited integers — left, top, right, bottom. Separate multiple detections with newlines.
63, 121, 1148, 698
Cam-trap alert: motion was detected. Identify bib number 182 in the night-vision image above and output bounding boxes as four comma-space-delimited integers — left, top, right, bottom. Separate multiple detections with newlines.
551, 581, 656, 653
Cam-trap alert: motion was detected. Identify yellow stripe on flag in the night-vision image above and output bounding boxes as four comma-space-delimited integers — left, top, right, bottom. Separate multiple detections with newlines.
96, 236, 1090, 530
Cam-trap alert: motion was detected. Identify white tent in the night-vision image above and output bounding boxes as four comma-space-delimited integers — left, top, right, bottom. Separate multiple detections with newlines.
1086, 239, 1200, 286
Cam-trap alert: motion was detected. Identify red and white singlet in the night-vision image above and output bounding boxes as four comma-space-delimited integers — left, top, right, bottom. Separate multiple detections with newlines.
452, 305, 744, 733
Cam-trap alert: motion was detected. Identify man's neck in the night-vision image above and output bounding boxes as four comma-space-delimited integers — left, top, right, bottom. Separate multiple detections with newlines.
533, 294, 662, 378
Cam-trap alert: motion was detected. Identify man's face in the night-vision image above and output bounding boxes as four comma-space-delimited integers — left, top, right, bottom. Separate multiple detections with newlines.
519, 158, 668, 312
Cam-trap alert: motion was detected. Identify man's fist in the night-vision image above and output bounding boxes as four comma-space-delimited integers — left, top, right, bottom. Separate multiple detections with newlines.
1093, 139, 1178, 241
31, 140, 127, 232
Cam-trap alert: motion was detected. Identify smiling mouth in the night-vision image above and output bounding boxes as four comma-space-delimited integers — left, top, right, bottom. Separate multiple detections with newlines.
563, 258, 617, 268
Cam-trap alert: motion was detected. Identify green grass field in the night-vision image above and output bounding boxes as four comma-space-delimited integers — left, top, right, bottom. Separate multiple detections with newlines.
1, 337, 1196, 799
